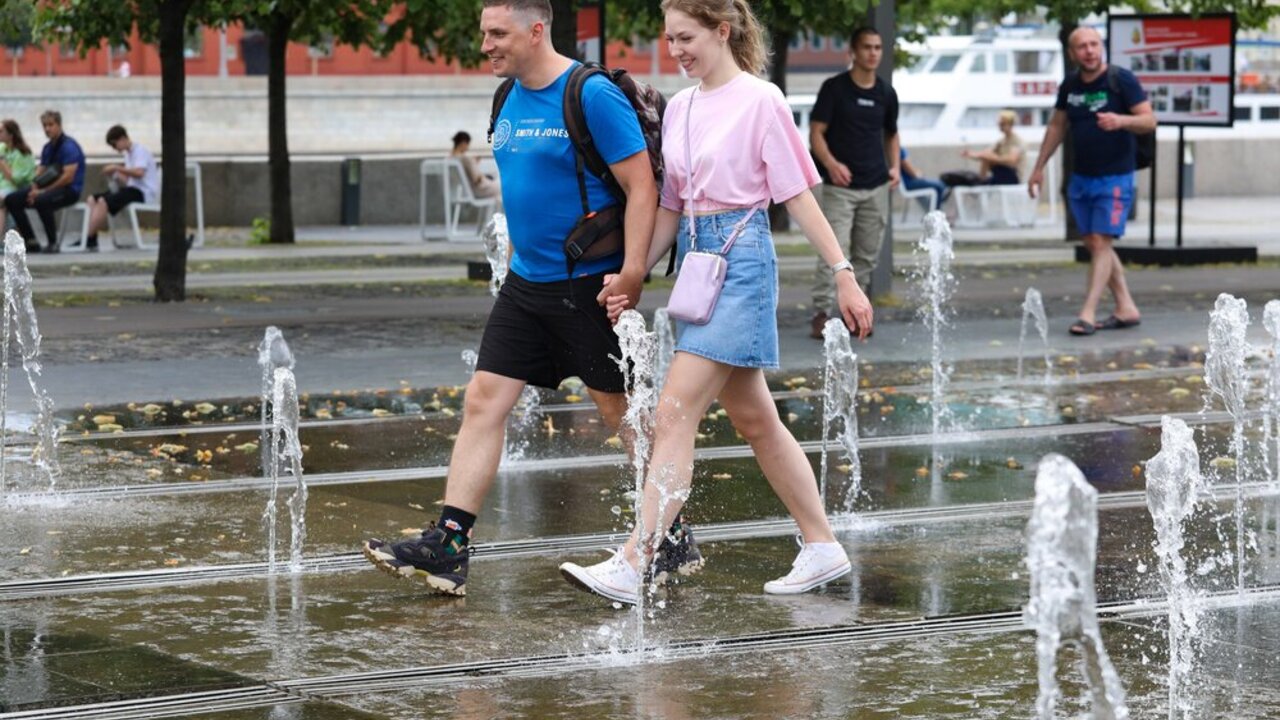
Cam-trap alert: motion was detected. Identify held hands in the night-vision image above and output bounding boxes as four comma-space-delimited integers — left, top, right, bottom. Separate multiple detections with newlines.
596, 270, 645, 325
826, 160, 853, 187
836, 272, 873, 340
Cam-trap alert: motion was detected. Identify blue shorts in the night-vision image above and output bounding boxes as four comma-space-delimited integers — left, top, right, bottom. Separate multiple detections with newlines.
673, 208, 779, 369
1068, 173, 1134, 238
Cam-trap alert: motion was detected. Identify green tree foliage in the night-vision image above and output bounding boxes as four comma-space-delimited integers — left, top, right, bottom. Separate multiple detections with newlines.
1, 0, 35, 48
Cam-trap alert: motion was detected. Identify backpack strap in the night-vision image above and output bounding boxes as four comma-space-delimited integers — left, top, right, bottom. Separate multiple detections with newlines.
563, 62, 626, 205
487, 78, 516, 144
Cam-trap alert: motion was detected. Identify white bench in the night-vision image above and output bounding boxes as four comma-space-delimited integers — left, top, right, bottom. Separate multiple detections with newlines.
419, 157, 497, 242
897, 183, 938, 224
59, 161, 205, 252
952, 152, 1060, 229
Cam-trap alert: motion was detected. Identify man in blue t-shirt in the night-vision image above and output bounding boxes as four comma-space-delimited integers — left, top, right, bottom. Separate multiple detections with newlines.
364, 0, 703, 599
3, 109, 85, 253
1029, 27, 1155, 337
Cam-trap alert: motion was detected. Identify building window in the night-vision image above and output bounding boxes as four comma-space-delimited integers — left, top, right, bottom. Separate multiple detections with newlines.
59, 43, 79, 59
1233, 106, 1251, 121
788, 33, 802, 51
1260, 106, 1280, 121
4, 46, 23, 59
308, 34, 335, 59
831, 36, 845, 51
899, 103, 945, 129
1013, 50, 1055, 75
931, 54, 961, 73
184, 27, 203, 59
810, 33, 824, 51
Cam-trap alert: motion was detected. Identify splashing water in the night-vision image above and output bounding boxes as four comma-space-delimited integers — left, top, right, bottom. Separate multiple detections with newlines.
914, 212, 955, 436
267, 367, 307, 572
1203, 293, 1251, 594
1017, 287, 1052, 387
1023, 454, 1129, 720
258, 327, 295, 479
1, 231, 61, 496
460, 349, 478, 375
1145, 416, 1207, 720
1263, 300, 1280, 486
481, 213, 510, 297
820, 317, 861, 515
652, 309, 674, 397
612, 309, 658, 642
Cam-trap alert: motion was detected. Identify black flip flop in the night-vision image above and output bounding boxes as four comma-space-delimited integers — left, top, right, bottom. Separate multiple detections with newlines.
1097, 315, 1141, 330
1069, 319, 1096, 336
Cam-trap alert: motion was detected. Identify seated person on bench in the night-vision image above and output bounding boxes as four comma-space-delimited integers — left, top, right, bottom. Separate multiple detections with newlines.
961, 110, 1025, 185
899, 146, 948, 209
450, 131, 502, 211
83, 124, 158, 251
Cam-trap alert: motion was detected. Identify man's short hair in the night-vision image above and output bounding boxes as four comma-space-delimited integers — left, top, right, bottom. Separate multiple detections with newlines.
40, 110, 62, 126
106, 124, 128, 145
850, 27, 880, 49
1068, 26, 1102, 49
482, 0, 552, 25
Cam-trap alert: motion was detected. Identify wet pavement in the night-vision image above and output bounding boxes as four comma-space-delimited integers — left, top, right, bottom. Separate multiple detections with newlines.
3, 222, 1280, 717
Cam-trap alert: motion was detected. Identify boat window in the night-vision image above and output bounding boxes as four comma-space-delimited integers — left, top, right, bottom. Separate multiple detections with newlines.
1260, 106, 1280, 121
899, 103, 945, 129
931, 54, 961, 73
1013, 50, 1055, 75
971, 53, 987, 73
905, 53, 930, 73
993, 52, 1009, 73
960, 107, 1044, 128
1233, 106, 1252, 121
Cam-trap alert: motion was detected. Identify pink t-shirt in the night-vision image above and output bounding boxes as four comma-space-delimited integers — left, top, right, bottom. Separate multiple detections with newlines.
659, 72, 820, 214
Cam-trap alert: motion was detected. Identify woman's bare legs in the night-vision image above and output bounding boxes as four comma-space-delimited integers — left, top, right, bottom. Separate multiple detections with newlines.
716, 367, 836, 543
619, 351, 731, 569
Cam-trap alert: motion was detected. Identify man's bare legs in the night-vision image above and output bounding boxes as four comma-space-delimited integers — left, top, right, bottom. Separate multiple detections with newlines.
441, 371, 529, 514
1079, 234, 1141, 326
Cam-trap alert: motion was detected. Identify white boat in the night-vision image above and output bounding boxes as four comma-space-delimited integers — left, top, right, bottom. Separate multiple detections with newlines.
790, 32, 1280, 145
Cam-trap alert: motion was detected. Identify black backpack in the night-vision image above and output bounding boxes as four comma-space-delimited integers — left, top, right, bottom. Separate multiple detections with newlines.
488, 62, 666, 206
1104, 65, 1156, 171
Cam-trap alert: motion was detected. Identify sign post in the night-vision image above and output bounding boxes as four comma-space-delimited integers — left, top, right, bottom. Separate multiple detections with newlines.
1105, 13, 1255, 265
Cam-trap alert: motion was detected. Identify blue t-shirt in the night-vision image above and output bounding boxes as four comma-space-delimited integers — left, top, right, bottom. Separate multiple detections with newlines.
493, 63, 647, 282
40, 134, 87, 195
1055, 66, 1147, 177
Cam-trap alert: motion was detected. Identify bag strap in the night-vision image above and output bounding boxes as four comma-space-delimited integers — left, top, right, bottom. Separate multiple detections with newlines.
683, 87, 761, 257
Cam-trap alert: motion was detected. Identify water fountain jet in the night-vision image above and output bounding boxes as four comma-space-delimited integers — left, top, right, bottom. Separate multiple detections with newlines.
480, 213, 509, 297
915, 211, 955, 436
1263, 300, 1280, 486
1145, 416, 1207, 720
819, 317, 861, 515
270, 367, 307, 572
1023, 453, 1129, 720
1203, 293, 1251, 594
1018, 287, 1052, 387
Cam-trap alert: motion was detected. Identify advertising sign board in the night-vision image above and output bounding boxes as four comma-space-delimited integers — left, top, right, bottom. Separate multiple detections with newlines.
1108, 14, 1237, 127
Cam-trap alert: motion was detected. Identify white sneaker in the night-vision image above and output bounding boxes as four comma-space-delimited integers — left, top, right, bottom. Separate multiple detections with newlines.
763, 541, 851, 595
560, 549, 641, 605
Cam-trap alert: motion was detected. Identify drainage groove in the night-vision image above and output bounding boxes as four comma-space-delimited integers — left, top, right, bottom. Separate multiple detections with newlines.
3, 481, 1273, 601
0, 687, 301, 720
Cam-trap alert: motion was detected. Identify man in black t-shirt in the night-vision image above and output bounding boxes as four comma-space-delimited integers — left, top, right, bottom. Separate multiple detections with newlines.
1029, 26, 1154, 337
808, 27, 900, 339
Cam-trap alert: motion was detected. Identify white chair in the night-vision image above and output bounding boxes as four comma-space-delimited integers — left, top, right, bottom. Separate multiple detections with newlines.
420, 157, 497, 241
108, 162, 206, 250
23, 204, 89, 251
897, 183, 938, 224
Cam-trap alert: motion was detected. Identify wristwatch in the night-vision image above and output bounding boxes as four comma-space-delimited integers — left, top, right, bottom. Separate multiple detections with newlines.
830, 259, 853, 275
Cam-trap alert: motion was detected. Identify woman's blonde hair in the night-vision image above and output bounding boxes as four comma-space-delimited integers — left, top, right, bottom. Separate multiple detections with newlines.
660, 0, 770, 76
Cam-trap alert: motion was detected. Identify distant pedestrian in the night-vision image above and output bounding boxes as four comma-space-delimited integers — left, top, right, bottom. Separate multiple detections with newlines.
807, 26, 900, 339
82, 125, 158, 251
2, 110, 85, 253
1029, 27, 1154, 336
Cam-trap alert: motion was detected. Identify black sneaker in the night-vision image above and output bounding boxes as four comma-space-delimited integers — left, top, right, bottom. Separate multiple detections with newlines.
649, 521, 705, 585
362, 523, 469, 596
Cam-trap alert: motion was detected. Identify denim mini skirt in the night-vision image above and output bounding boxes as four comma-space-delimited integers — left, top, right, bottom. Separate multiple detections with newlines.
673, 207, 779, 369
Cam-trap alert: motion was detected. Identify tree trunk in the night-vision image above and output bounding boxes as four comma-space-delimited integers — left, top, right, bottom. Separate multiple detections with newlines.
1059, 21, 1081, 241
153, 0, 192, 302
550, 0, 578, 59
267, 12, 295, 244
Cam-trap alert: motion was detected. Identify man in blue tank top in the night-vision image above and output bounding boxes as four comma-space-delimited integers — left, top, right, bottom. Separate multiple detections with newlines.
1029, 27, 1155, 337
363, 0, 703, 599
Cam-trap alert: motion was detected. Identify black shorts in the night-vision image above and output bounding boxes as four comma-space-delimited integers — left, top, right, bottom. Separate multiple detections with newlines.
476, 270, 625, 393
94, 187, 145, 215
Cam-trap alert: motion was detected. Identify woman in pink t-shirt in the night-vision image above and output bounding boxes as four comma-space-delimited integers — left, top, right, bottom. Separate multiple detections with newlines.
560, 0, 873, 605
